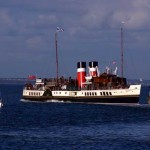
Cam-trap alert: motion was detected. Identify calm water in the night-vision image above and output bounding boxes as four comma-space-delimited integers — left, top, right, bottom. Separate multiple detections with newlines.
0, 84, 150, 150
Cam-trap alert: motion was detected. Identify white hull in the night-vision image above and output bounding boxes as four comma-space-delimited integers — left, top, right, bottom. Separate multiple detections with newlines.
0, 101, 3, 108
22, 85, 141, 103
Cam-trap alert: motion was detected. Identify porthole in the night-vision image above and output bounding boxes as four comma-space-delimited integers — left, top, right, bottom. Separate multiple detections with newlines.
103, 92, 105, 96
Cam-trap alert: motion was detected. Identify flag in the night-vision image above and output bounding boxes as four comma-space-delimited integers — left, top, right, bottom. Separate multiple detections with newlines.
56, 27, 64, 32
28, 75, 36, 80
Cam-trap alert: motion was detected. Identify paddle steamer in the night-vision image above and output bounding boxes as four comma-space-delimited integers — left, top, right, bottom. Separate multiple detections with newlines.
22, 61, 141, 103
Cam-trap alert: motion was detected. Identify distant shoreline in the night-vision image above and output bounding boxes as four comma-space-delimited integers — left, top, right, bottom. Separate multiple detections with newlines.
0, 78, 34, 85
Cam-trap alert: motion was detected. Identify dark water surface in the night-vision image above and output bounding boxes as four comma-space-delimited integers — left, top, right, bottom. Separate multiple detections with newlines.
0, 84, 150, 150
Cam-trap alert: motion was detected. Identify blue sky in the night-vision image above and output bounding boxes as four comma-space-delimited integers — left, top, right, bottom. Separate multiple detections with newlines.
0, 0, 150, 79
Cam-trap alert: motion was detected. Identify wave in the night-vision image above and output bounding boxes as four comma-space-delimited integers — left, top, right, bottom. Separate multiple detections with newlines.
20, 99, 65, 103
20, 99, 150, 107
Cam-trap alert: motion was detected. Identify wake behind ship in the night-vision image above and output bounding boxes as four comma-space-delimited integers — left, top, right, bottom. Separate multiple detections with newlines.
22, 61, 141, 104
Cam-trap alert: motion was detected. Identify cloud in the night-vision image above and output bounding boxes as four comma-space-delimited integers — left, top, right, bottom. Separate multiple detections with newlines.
0, 9, 16, 34
1, 0, 150, 35
27, 36, 43, 49
79, 0, 150, 30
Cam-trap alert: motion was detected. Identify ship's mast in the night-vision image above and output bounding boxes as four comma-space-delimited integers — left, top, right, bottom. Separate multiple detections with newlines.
55, 32, 58, 82
121, 25, 124, 79
55, 27, 64, 83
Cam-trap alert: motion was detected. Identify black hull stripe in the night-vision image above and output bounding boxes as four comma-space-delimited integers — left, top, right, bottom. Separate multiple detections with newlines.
22, 96, 139, 103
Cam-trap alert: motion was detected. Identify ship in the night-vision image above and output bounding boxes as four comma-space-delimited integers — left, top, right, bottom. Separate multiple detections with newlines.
22, 27, 141, 104
0, 92, 3, 108
22, 61, 141, 103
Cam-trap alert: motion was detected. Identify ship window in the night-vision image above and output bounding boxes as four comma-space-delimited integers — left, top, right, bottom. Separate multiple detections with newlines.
106, 92, 109, 96
65, 92, 67, 94
59, 92, 61, 94
95, 92, 97, 96
90, 92, 91, 96
85, 93, 86, 96
92, 92, 94, 96
87, 92, 89, 96
103, 92, 105, 96
109, 92, 112, 95
100, 92, 102, 96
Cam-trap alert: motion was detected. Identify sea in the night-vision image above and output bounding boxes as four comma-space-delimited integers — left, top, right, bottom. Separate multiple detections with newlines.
0, 83, 150, 150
